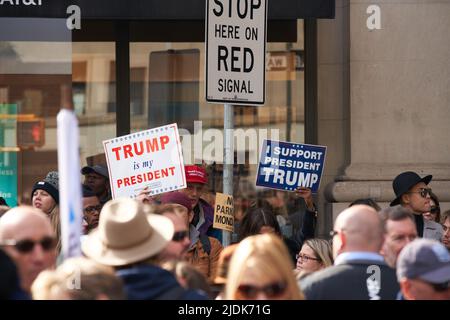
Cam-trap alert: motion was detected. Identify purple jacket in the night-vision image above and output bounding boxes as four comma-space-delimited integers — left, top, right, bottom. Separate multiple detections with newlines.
195, 198, 223, 243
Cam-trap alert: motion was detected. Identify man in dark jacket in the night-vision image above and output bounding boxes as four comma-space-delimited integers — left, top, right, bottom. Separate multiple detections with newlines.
81, 198, 207, 300
81, 164, 111, 207
180, 165, 222, 243
300, 205, 399, 300
390, 171, 443, 240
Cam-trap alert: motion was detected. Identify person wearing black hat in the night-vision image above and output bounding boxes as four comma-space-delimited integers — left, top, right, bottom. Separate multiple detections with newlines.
31, 171, 61, 254
81, 164, 111, 207
390, 171, 443, 240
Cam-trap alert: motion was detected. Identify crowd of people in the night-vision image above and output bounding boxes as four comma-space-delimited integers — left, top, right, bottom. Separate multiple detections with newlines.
0, 167, 449, 300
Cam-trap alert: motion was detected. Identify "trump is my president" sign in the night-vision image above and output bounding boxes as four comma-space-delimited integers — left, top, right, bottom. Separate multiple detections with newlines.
103, 123, 186, 199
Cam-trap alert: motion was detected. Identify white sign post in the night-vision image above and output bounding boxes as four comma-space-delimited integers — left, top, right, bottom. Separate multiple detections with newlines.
103, 123, 186, 199
57, 109, 83, 260
206, 0, 267, 247
206, 0, 267, 105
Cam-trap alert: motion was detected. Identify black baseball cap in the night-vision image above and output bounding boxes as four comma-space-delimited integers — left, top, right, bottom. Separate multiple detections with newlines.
81, 164, 109, 179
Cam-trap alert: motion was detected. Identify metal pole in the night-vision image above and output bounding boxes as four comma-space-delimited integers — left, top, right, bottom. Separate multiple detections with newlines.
223, 103, 234, 247
115, 21, 130, 136
286, 44, 293, 142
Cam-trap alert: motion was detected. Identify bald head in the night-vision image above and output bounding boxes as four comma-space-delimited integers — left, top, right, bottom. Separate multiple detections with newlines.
333, 205, 384, 257
0, 206, 56, 293
0, 206, 53, 240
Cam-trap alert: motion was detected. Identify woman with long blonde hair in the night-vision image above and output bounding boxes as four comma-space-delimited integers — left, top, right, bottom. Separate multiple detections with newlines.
295, 238, 333, 280
31, 172, 61, 255
225, 234, 303, 300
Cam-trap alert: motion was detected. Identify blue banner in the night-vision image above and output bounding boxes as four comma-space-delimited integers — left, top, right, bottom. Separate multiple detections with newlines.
256, 140, 327, 193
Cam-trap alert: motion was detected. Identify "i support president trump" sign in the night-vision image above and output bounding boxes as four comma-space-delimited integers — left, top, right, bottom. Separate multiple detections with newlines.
256, 139, 327, 193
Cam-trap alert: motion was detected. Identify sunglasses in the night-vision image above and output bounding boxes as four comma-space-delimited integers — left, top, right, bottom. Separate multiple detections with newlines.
408, 188, 432, 198
430, 206, 440, 214
172, 231, 189, 242
237, 281, 287, 299
0, 236, 56, 254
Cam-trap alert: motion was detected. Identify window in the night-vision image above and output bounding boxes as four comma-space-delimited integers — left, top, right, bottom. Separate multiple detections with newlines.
72, 42, 116, 167
0, 18, 71, 205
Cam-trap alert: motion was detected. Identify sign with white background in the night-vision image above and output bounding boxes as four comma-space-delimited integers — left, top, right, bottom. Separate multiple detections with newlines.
206, 0, 267, 105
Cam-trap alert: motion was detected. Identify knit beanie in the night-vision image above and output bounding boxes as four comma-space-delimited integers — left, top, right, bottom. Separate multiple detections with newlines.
31, 171, 59, 204
160, 191, 192, 213
44, 171, 59, 190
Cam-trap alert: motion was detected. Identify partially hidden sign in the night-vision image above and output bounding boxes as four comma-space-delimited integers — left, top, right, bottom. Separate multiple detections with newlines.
103, 123, 186, 199
256, 140, 327, 193
206, 0, 267, 105
213, 192, 234, 232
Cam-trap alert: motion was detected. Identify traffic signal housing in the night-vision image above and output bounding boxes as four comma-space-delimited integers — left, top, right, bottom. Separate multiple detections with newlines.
16, 118, 45, 148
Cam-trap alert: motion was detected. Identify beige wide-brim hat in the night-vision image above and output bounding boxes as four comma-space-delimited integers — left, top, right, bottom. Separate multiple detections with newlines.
82, 198, 174, 266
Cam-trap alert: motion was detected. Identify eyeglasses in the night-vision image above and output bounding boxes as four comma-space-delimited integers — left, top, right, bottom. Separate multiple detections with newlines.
172, 231, 189, 242
237, 281, 287, 299
83, 204, 102, 214
0, 236, 56, 253
296, 253, 320, 262
408, 188, 432, 198
430, 206, 440, 214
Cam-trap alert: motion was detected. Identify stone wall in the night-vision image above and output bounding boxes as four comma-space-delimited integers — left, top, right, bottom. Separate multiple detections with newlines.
316, 0, 450, 234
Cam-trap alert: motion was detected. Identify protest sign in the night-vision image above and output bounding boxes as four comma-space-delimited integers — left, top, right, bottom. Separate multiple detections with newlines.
103, 123, 186, 199
256, 139, 327, 193
213, 192, 234, 232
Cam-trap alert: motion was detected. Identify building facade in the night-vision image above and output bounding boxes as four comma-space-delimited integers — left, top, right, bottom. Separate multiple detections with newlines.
317, 0, 450, 235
